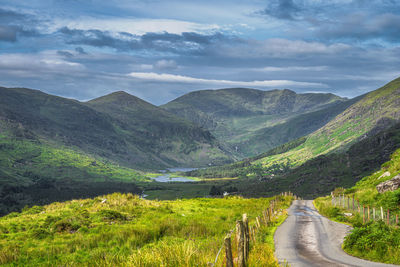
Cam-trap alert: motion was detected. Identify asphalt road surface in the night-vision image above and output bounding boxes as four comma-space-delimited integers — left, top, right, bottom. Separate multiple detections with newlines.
274, 200, 399, 267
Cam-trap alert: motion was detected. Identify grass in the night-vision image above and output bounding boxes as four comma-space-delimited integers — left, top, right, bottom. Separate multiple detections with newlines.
0, 193, 292, 266
0, 137, 148, 185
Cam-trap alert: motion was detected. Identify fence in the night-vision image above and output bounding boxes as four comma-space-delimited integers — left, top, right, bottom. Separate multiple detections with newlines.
211, 192, 297, 267
331, 193, 399, 226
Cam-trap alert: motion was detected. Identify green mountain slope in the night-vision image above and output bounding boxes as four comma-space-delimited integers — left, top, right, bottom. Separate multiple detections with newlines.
0, 87, 232, 215
254, 77, 400, 168
86, 91, 233, 167
188, 77, 400, 197
162, 88, 348, 157
0, 87, 232, 170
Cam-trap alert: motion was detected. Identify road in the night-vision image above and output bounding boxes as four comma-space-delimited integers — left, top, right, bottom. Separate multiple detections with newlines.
274, 200, 399, 267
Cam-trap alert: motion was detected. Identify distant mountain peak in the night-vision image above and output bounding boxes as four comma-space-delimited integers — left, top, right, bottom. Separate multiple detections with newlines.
87, 90, 152, 108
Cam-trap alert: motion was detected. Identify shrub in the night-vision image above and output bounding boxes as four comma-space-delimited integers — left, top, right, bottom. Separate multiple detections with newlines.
98, 210, 127, 221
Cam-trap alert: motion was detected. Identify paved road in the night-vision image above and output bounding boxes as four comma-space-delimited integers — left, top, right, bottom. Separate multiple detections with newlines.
274, 200, 399, 267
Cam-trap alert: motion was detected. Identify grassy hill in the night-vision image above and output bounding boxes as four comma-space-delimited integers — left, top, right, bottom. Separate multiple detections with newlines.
314, 146, 400, 264
254, 77, 400, 168
87, 91, 233, 168
0, 193, 291, 266
0, 87, 232, 170
0, 87, 233, 215
162, 88, 349, 157
188, 77, 400, 198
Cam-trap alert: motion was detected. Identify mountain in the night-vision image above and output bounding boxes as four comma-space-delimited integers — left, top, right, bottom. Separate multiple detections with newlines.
188, 77, 400, 197
0, 87, 232, 170
86, 91, 233, 168
254, 76, 400, 168
162, 88, 350, 157
0, 87, 233, 215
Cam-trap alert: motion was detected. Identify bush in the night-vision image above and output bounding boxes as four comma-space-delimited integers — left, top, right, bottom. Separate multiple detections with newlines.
343, 221, 400, 263
98, 209, 127, 221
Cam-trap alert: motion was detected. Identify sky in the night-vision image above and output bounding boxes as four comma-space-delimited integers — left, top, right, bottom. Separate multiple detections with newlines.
0, 0, 400, 105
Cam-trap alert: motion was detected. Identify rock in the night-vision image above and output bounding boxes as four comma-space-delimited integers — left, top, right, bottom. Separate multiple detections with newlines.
378, 171, 390, 180
344, 213, 353, 217
376, 174, 400, 193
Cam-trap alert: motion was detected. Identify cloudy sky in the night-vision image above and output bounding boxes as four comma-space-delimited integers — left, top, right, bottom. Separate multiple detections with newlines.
1, 0, 399, 105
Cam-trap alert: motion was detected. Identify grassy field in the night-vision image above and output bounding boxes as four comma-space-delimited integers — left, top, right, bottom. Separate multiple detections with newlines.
0, 193, 292, 266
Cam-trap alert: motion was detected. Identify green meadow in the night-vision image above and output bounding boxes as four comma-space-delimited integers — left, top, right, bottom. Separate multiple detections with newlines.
0, 193, 292, 266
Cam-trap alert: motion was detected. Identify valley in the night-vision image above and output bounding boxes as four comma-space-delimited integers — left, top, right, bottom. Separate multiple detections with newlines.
1, 76, 400, 266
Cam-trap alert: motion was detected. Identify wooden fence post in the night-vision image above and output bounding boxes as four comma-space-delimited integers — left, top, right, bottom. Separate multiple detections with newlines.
236, 220, 245, 267
263, 209, 268, 224
267, 208, 271, 222
387, 210, 390, 225
352, 196, 355, 210
368, 206, 370, 222
251, 226, 256, 242
396, 214, 399, 226
343, 195, 345, 208
224, 234, 234, 267
381, 206, 384, 221
347, 197, 350, 209
256, 216, 261, 229
362, 205, 365, 224
242, 214, 249, 261
373, 207, 376, 221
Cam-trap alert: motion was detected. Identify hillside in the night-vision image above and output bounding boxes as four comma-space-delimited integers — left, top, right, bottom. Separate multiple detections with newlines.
0, 192, 291, 266
86, 91, 233, 167
254, 77, 400, 168
313, 146, 400, 264
0, 87, 233, 215
188, 77, 400, 197
0, 87, 232, 170
162, 88, 349, 157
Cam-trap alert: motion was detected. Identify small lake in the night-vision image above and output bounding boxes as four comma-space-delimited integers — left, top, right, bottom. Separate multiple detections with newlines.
152, 168, 197, 183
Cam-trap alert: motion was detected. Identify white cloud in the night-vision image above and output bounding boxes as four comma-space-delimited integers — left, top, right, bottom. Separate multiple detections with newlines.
255, 66, 328, 72
51, 18, 220, 35
218, 38, 351, 58
154, 59, 178, 70
127, 72, 328, 88
0, 51, 85, 73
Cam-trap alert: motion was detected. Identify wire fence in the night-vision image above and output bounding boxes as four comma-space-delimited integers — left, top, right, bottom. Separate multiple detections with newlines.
210, 192, 298, 267
331, 193, 399, 226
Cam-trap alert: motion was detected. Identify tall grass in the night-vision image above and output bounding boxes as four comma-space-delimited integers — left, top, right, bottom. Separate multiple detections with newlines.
0, 193, 292, 266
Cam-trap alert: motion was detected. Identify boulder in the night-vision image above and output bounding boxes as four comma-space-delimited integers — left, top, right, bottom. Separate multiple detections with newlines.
376, 174, 400, 193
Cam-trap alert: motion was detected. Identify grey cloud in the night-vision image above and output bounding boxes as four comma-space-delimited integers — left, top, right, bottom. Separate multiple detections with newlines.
259, 0, 301, 20
0, 25, 17, 42
58, 27, 234, 54
0, 8, 28, 24
57, 50, 74, 58
318, 13, 400, 43
75, 47, 87, 54
0, 8, 41, 42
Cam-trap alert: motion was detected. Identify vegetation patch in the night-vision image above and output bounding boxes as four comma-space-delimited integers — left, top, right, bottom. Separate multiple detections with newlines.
0, 192, 292, 266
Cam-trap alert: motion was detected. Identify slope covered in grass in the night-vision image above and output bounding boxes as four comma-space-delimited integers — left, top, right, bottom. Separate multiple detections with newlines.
0, 87, 232, 170
314, 147, 400, 264
0, 132, 146, 215
256, 77, 400, 168
87, 91, 233, 167
162, 88, 348, 157
0, 193, 291, 266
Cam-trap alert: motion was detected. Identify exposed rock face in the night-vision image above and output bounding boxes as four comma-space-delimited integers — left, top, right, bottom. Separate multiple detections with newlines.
376, 174, 400, 193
